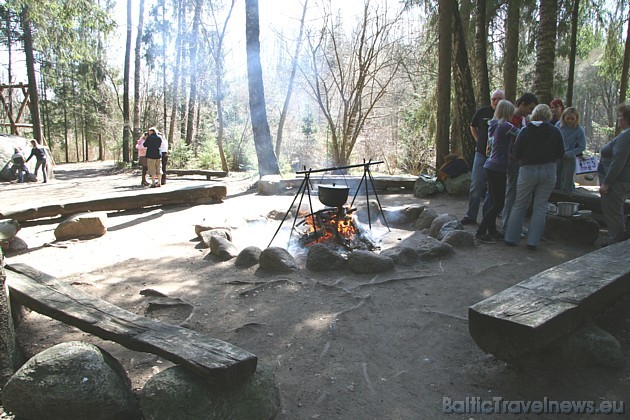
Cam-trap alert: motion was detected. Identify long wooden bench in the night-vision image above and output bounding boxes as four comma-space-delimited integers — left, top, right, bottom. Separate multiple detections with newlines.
5, 263, 257, 386
167, 169, 228, 180
468, 239, 630, 362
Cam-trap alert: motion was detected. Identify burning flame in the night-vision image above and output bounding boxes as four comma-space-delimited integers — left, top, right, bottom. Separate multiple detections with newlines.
299, 208, 360, 247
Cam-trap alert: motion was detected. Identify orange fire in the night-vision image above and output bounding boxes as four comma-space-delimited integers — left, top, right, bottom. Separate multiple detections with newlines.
300, 208, 360, 246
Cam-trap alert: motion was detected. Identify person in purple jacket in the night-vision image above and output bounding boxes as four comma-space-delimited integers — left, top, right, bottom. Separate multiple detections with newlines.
475, 100, 520, 244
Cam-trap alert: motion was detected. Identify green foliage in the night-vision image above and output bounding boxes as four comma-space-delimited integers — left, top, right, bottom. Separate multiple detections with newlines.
169, 142, 195, 169
398, 94, 437, 175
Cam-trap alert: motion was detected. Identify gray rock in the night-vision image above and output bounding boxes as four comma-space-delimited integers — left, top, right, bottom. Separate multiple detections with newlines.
414, 207, 439, 230
413, 176, 438, 197
443, 172, 471, 195
379, 245, 419, 266
382, 204, 425, 227
195, 223, 232, 238
266, 209, 289, 220
306, 243, 347, 271
54, 212, 107, 241
415, 236, 454, 260
259, 247, 298, 272
235, 246, 263, 268
441, 230, 475, 247
544, 215, 599, 245
348, 250, 394, 273
557, 324, 625, 368
258, 175, 283, 195
3, 236, 27, 255
209, 235, 239, 261
437, 219, 464, 240
139, 364, 281, 420
428, 213, 457, 238
199, 229, 233, 248
2, 341, 139, 420
0, 219, 20, 241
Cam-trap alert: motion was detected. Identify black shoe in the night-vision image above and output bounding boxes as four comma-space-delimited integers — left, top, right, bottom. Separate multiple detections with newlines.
504, 240, 517, 247
475, 233, 496, 244
461, 217, 475, 225
526, 244, 537, 250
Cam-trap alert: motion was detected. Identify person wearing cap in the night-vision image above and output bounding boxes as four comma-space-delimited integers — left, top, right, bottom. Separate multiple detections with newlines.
10, 148, 29, 183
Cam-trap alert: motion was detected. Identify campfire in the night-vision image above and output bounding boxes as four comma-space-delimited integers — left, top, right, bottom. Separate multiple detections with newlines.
296, 206, 378, 251
268, 161, 389, 251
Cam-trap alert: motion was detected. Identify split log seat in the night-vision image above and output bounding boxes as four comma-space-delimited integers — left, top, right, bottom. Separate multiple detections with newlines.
4, 263, 257, 386
468, 240, 630, 362
167, 169, 228, 180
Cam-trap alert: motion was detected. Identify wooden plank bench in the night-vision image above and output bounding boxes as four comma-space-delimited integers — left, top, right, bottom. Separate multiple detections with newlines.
5, 263, 257, 386
468, 240, 630, 362
0, 184, 227, 222
167, 169, 228, 180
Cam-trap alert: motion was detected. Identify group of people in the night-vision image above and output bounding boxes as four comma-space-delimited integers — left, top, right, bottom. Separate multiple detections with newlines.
135, 127, 168, 188
462, 90, 630, 248
10, 139, 49, 183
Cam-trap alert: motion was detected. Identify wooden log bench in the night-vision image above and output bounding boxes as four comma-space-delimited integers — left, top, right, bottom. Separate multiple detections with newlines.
0, 184, 227, 222
167, 169, 228, 180
4, 263, 257, 386
468, 239, 630, 362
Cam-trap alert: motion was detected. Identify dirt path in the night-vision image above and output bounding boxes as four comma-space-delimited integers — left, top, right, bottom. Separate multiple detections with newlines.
2, 162, 629, 419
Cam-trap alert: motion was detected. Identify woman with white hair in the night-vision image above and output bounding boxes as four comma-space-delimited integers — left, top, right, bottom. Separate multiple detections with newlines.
504, 104, 565, 249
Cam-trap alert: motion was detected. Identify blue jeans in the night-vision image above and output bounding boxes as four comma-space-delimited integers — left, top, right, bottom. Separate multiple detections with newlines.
555, 156, 576, 192
504, 163, 556, 246
501, 160, 519, 231
464, 151, 490, 222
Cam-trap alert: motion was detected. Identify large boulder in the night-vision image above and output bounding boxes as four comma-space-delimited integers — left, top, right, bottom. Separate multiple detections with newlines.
428, 213, 458, 238
139, 364, 280, 420
442, 172, 471, 195
347, 250, 394, 273
235, 246, 263, 268
2, 341, 139, 420
306, 243, 347, 271
413, 176, 438, 198
544, 215, 599, 245
54, 212, 107, 241
258, 247, 298, 272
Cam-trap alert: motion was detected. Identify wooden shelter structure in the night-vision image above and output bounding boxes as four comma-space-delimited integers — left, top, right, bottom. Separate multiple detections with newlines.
0, 83, 34, 136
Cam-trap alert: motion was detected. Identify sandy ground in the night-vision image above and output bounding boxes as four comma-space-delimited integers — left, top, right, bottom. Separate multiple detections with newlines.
1, 162, 629, 419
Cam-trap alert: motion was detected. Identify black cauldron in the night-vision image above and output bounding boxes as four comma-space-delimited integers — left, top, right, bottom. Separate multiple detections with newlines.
318, 184, 349, 207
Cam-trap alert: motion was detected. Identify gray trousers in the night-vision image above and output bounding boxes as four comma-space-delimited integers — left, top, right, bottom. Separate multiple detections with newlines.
601, 180, 630, 243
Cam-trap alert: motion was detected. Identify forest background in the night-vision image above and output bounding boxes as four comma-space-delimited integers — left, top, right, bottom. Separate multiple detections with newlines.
0, 0, 628, 177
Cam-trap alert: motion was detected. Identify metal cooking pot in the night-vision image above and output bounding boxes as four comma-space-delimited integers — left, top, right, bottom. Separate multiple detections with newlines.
556, 202, 579, 217
318, 184, 349, 207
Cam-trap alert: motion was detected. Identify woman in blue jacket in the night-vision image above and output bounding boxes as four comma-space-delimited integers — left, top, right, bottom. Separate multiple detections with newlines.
555, 107, 586, 192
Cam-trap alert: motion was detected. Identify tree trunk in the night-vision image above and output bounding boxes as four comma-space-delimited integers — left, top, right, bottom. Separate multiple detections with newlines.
503, 0, 520, 102
619, 4, 630, 108
275, 0, 308, 160
122, 0, 132, 162
566, 0, 579, 106
133, 0, 145, 162
168, 0, 184, 145
20, 7, 43, 145
436, 0, 453, 170
533, 0, 557, 106
452, 0, 478, 167
474, 0, 490, 106
245, 0, 280, 177
185, 0, 202, 146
